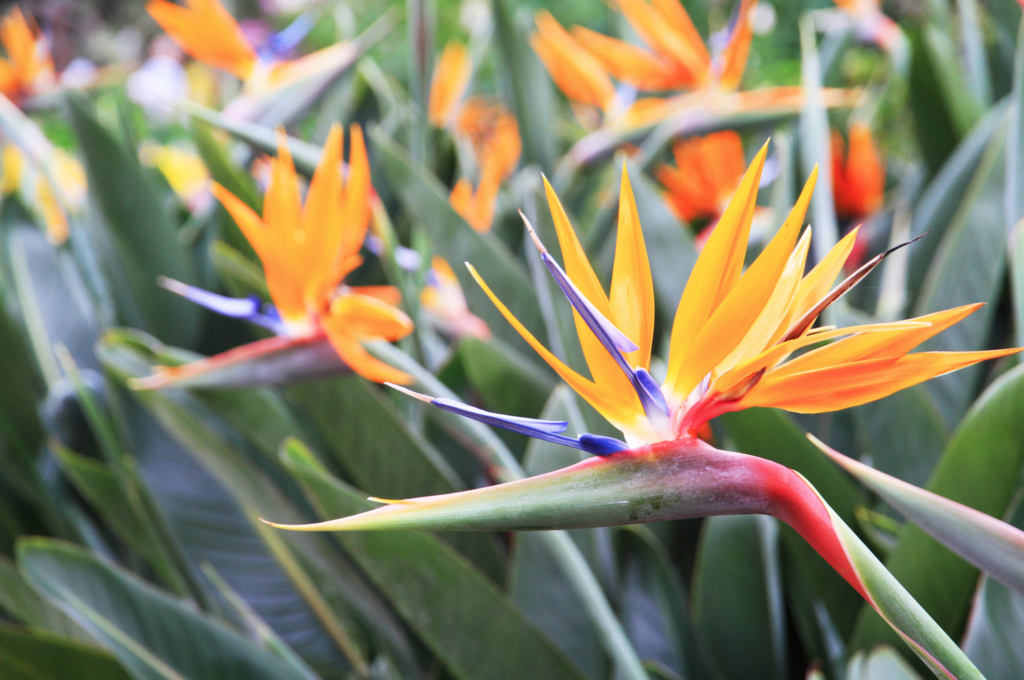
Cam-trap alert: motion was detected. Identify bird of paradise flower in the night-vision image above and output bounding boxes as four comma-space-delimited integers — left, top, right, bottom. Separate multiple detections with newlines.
533, 0, 861, 169
265, 145, 1018, 678
134, 125, 414, 389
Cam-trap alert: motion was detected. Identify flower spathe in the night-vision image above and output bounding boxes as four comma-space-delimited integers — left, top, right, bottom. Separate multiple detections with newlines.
392, 143, 1019, 452
139, 124, 414, 388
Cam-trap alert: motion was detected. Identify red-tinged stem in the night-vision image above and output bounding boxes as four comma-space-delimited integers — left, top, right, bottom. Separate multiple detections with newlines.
742, 452, 868, 601
272, 437, 868, 601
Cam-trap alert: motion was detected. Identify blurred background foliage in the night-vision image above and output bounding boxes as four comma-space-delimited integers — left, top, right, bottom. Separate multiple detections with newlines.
0, 0, 1023, 679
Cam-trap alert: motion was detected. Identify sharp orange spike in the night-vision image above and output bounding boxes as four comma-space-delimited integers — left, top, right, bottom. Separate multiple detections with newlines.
664, 142, 768, 400
610, 166, 656, 370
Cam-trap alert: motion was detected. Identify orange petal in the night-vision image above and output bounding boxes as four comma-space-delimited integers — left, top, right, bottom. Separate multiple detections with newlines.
428, 43, 472, 126
664, 142, 768, 399
572, 27, 695, 91
610, 165, 655, 370
303, 124, 345, 306
350, 285, 403, 306
146, 0, 257, 80
718, 0, 755, 91
739, 349, 1023, 413
769, 305, 984, 380
787, 227, 859, 329
467, 263, 643, 430
321, 326, 412, 385
211, 182, 267, 256
541, 177, 633, 397
531, 12, 616, 109
672, 167, 816, 395
340, 125, 372, 257
615, 0, 710, 85
327, 293, 413, 342
713, 319, 931, 395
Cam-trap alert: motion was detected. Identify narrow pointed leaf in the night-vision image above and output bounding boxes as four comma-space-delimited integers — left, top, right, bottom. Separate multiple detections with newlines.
17, 538, 313, 680
66, 93, 200, 348
818, 441, 1024, 596
852, 362, 1024, 660
265, 438, 983, 677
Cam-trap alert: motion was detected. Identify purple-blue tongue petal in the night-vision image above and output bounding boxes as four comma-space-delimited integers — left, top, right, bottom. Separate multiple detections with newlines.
634, 367, 669, 418
539, 252, 638, 354
578, 434, 631, 456
431, 398, 570, 435
159, 278, 286, 335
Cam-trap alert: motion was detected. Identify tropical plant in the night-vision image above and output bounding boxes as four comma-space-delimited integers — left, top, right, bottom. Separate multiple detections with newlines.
0, 0, 1023, 679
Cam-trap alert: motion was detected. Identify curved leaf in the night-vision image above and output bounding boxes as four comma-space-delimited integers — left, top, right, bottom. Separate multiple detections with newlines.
18, 538, 314, 680
280, 438, 588, 680
816, 440, 1024, 597
852, 362, 1024, 659
66, 93, 200, 348
0, 626, 132, 680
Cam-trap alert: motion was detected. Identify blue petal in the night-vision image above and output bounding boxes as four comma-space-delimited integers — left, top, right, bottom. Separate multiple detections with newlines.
634, 367, 669, 418
161, 278, 286, 335
432, 398, 571, 436
540, 252, 638, 353
268, 11, 317, 56
578, 434, 631, 456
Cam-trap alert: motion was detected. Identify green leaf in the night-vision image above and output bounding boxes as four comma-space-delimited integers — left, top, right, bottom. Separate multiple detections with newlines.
907, 102, 1006, 311
908, 28, 962, 175
50, 443, 164, 571
289, 374, 506, 582
18, 538, 313, 680
492, 0, 557, 172
618, 526, 696, 680
913, 113, 1008, 428
290, 375, 462, 499
6, 225, 101, 382
961, 500, 1024, 680
852, 362, 1024, 660
817, 440, 1024, 597
66, 93, 200, 348
179, 101, 323, 175
209, 240, 270, 300
459, 335, 555, 421
267, 435, 982, 677
799, 16, 839, 262
1007, 19, 1024, 347
847, 646, 926, 680
99, 330, 420, 676
189, 123, 260, 260
280, 438, 589, 680
921, 23, 985, 137
0, 626, 133, 680
721, 408, 861, 528
370, 127, 545, 356
509, 387, 607, 680
850, 387, 950, 487
0, 555, 88, 641
692, 515, 787, 680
